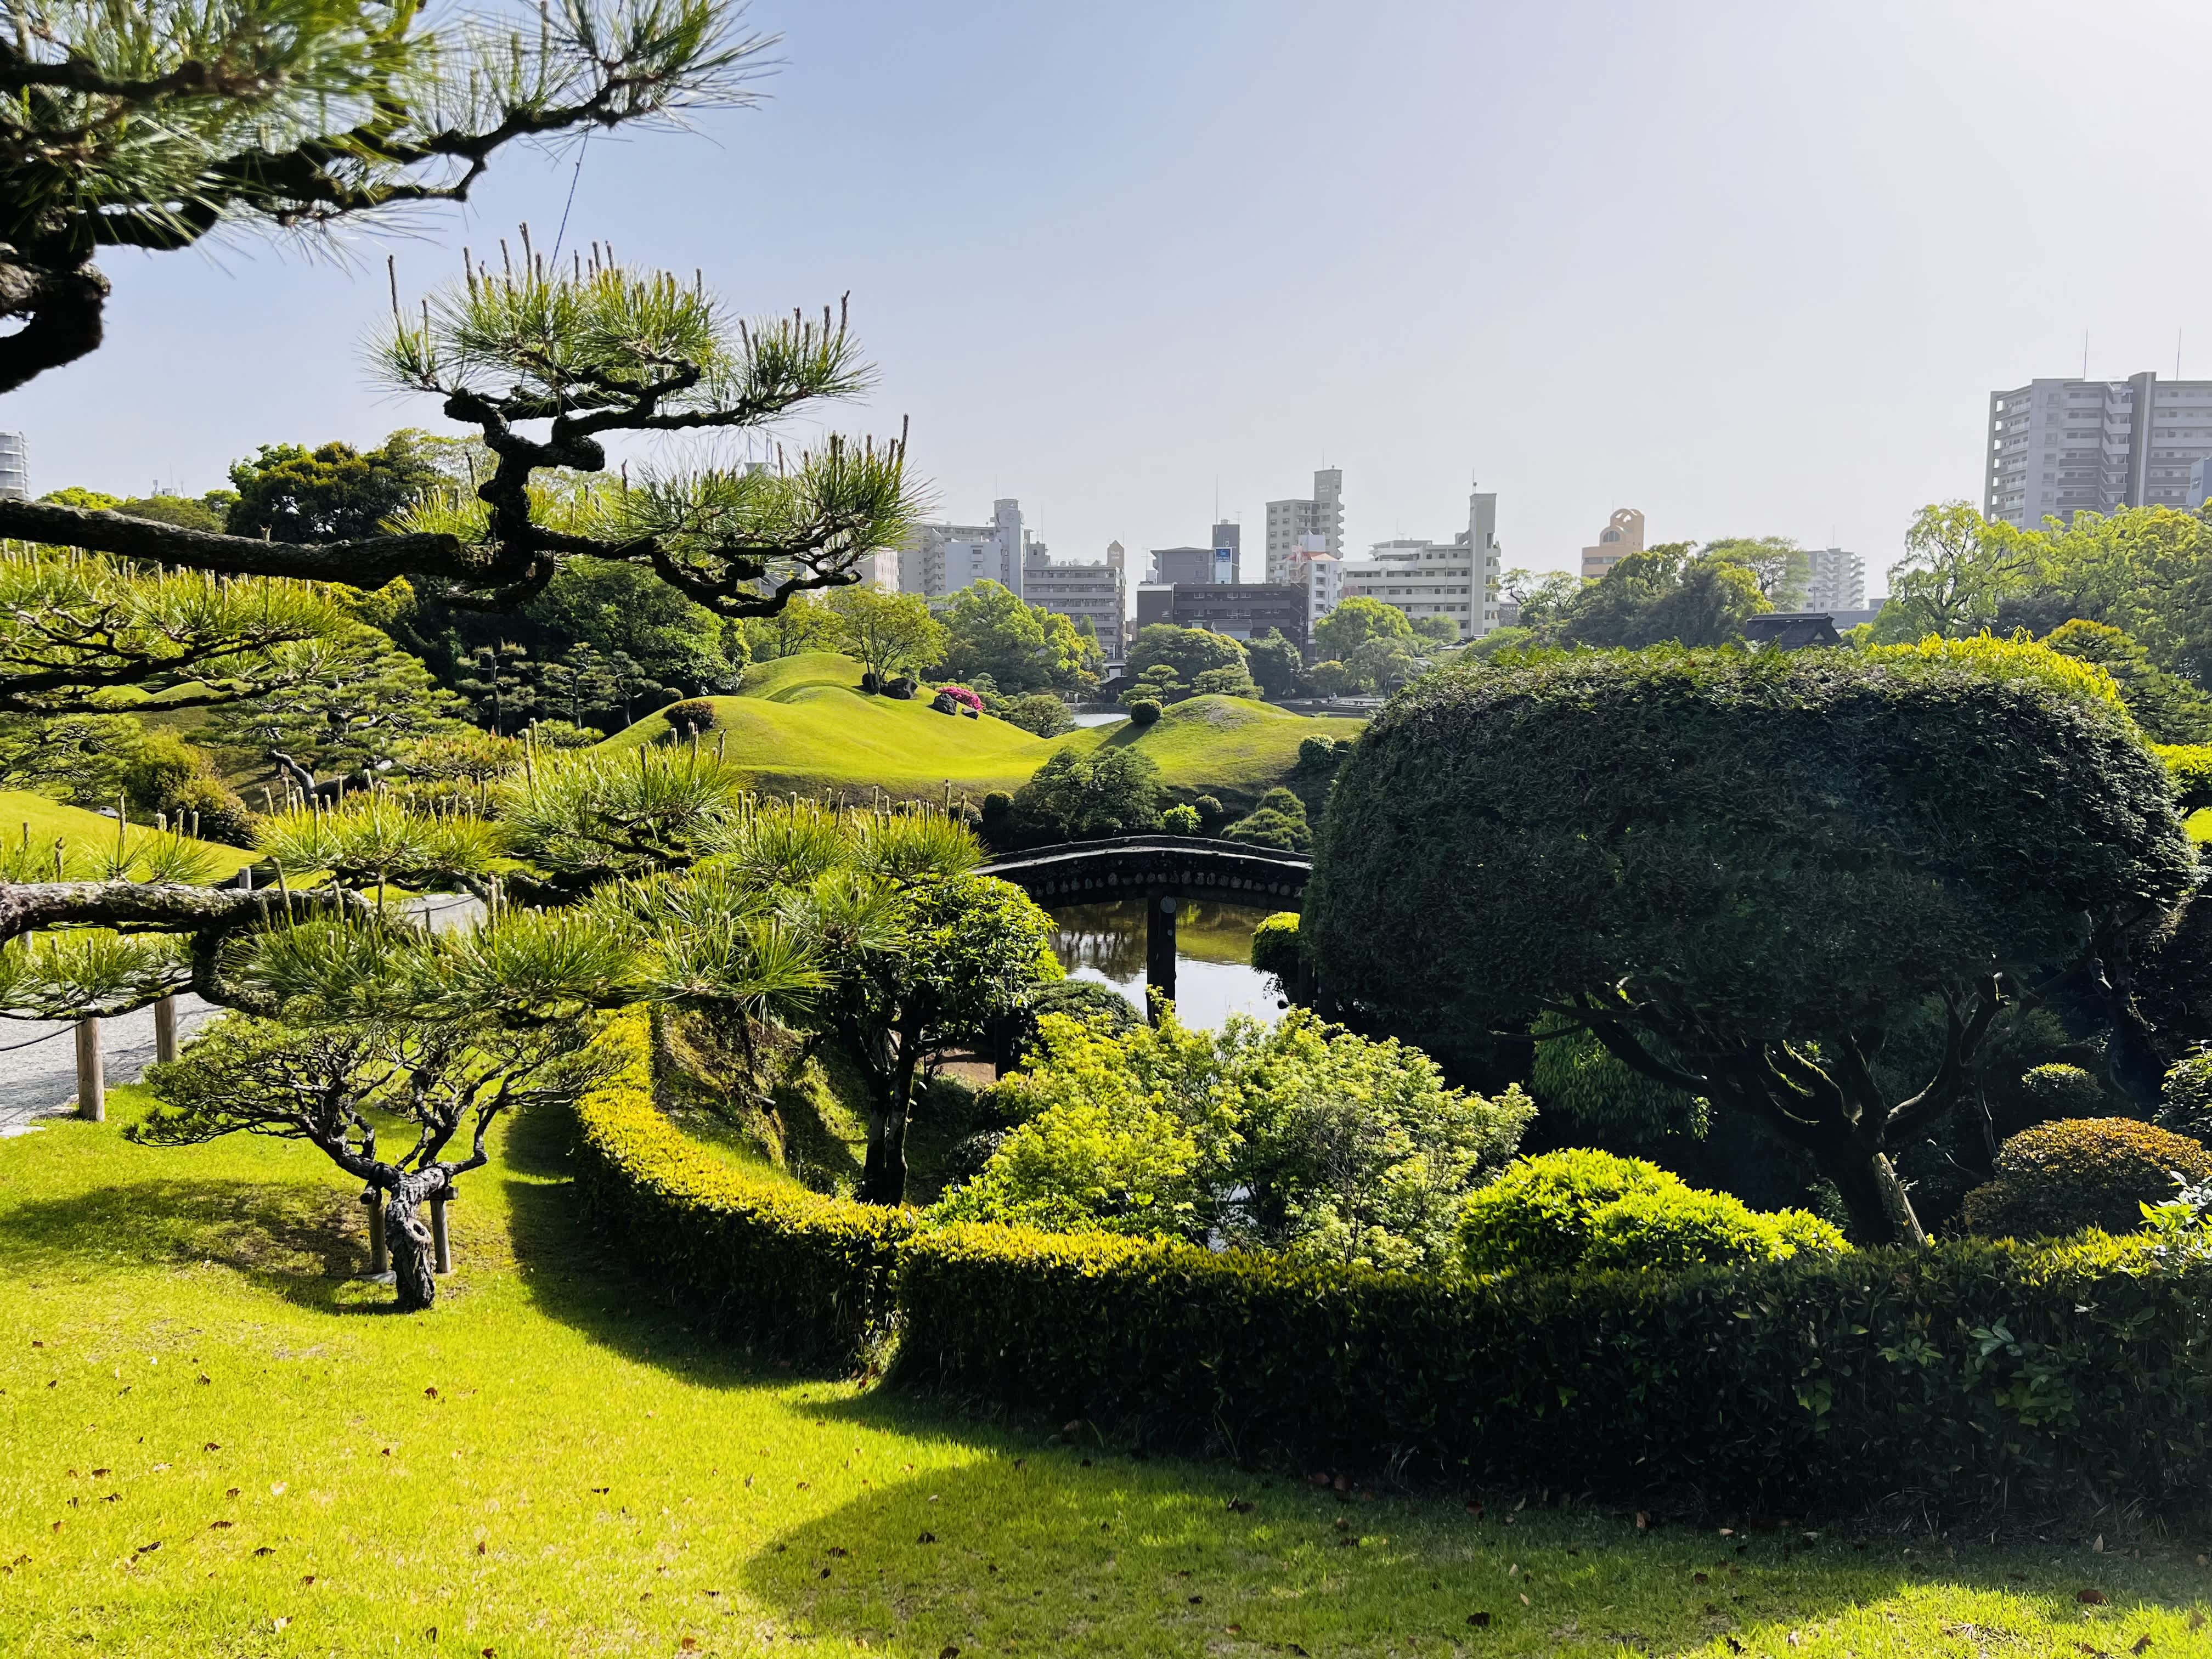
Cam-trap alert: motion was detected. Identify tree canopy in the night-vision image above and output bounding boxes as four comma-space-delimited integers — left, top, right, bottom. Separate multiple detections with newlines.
1304, 639, 2198, 1245
0, 0, 765, 397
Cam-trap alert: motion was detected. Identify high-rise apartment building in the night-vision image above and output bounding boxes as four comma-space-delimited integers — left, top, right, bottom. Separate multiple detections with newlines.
1263, 468, 1344, 585
0, 433, 27, 503
1803, 546, 1865, 612
1335, 479, 1500, 641
1581, 508, 1645, 579
896, 499, 1032, 599
1021, 541, 1128, 658
1210, 521, 1242, 585
1987, 374, 2212, 527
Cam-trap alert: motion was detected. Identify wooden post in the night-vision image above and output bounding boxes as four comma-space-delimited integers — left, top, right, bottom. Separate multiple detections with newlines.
361, 1190, 389, 1276
152, 996, 178, 1064
1145, 893, 1178, 1021
430, 1193, 454, 1275
74, 1017, 104, 1121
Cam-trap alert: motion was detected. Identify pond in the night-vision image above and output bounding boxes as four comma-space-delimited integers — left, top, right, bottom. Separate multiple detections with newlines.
1046, 898, 1286, 1028
1069, 708, 1128, 729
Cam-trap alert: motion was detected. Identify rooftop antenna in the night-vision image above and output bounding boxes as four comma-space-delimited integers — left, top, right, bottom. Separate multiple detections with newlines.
2082, 330, 2089, 381
2179, 327, 2185, 380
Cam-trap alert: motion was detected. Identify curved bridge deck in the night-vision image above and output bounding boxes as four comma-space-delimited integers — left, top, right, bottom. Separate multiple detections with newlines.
978, 834, 1311, 907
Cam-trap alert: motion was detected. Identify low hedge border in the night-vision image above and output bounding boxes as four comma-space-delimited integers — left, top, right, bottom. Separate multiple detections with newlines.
571, 1011, 913, 1367
572, 1014, 2212, 1514
896, 1223, 2212, 1515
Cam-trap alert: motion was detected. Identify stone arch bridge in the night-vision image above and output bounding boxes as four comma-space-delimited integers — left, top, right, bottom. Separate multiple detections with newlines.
977, 835, 1311, 1009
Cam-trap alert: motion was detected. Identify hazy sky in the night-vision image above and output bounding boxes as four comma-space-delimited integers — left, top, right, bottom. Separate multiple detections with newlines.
17, 0, 2212, 590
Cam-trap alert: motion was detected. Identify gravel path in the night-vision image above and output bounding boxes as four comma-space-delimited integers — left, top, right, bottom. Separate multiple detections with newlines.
0, 892, 484, 1137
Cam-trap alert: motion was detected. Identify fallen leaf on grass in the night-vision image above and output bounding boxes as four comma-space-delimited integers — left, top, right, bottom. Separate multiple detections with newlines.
272, 1617, 289, 1632
252, 1548, 274, 1558
2132, 1637, 2153, 1655
1519, 1593, 1531, 1607
1466, 1612, 1490, 1628
424, 1387, 437, 1399
133, 1542, 159, 1555
1227, 1499, 1254, 1514
2079, 1588, 2111, 1605
475, 1541, 486, 1555
916, 1532, 936, 1544
203, 1443, 219, 1452
679, 1641, 698, 1652
225, 1488, 239, 1499
938, 1647, 960, 1658
2191, 1612, 2208, 1631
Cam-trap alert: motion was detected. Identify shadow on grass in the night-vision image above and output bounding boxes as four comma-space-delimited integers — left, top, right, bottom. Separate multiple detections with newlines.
738, 1455, 2202, 1659
0, 1174, 382, 1312
500, 1100, 799, 1393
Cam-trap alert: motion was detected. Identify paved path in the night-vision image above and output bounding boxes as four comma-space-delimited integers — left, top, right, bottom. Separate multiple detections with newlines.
0, 892, 484, 1137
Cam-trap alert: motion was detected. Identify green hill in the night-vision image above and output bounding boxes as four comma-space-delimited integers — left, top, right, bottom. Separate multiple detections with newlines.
0, 790, 256, 879
594, 651, 1363, 809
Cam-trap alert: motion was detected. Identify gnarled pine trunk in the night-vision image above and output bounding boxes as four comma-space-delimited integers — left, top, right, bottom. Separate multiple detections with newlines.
858, 1019, 925, 1208
382, 1169, 452, 1312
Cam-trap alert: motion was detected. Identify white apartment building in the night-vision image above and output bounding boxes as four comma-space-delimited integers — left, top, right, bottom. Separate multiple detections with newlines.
896, 498, 1032, 599
1987, 373, 2212, 527
1022, 541, 1128, 657
1263, 467, 1344, 585
1804, 546, 1865, 612
1285, 533, 1343, 632
1581, 507, 1645, 578
1336, 479, 1500, 641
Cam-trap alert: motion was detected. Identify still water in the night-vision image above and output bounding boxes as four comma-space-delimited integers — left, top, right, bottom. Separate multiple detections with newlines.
1046, 899, 1285, 1028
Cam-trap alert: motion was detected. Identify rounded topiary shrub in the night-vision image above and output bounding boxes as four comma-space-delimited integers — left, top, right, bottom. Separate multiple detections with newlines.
1161, 803, 1201, 836
1458, 1149, 1673, 1274
1249, 911, 1302, 984
1459, 1149, 1843, 1275
981, 791, 1013, 820
2019, 1062, 2107, 1119
1127, 698, 1162, 727
1960, 1116, 2212, 1238
662, 698, 718, 735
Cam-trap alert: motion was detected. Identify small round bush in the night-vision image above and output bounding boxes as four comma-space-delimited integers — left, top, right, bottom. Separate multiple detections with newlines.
1249, 911, 1302, 984
1458, 1149, 1675, 1275
1581, 1186, 1843, 1273
1194, 794, 1226, 831
981, 791, 1013, 819
1459, 1149, 1843, 1275
1127, 698, 1162, 727
938, 1131, 1006, 1192
2019, 1062, 2107, 1119
1960, 1117, 2212, 1238
661, 698, 718, 735
1161, 803, 1201, 836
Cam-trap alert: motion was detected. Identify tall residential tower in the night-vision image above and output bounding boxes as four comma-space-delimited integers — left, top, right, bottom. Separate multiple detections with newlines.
1263, 468, 1344, 585
1987, 373, 2212, 527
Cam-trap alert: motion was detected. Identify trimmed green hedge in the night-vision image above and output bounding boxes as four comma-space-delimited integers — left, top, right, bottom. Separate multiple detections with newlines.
573, 1012, 2212, 1513
895, 1222, 2212, 1514
571, 1011, 914, 1367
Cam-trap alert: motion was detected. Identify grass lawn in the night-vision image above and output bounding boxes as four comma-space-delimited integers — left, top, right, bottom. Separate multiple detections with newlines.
3, 1092, 2208, 1656
592, 652, 1366, 810
0, 789, 256, 879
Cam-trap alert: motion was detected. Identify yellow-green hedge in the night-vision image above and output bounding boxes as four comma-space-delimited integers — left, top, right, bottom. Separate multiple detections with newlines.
571, 1011, 914, 1366
574, 1012, 2212, 1513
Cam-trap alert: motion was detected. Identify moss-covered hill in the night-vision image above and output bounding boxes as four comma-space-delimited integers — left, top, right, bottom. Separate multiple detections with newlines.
592, 652, 1365, 810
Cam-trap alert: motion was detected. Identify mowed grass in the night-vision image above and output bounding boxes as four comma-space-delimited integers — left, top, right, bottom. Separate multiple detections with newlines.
0, 789, 255, 878
3, 1090, 2210, 1656
594, 652, 1366, 808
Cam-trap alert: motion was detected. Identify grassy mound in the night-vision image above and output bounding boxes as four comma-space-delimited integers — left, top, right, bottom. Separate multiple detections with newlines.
1, 1085, 2204, 1655
595, 652, 1365, 809
0, 789, 256, 879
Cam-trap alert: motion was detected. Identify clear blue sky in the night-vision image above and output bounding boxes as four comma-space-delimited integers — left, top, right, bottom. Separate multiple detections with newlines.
16, 0, 2212, 588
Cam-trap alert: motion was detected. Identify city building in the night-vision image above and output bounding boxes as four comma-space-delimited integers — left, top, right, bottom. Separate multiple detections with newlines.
1986, 373, 2212, 527
896, 498, 1032, 599
1334, 478, 1500, 641
1283, 532, 1343, 633
1581, 507, 1645, 579
1210, 521, 1242, 585
1147, 545, 1217, 586
1156, 583, 1307, 646
1804, 546, 1865, 612
0, 433, 27, 503
1021, 541, 1128, 657
1263, 468, 1344, 585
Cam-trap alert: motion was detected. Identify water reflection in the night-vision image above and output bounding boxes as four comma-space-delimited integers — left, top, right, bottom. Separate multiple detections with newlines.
1046, 898, 1285, 1029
